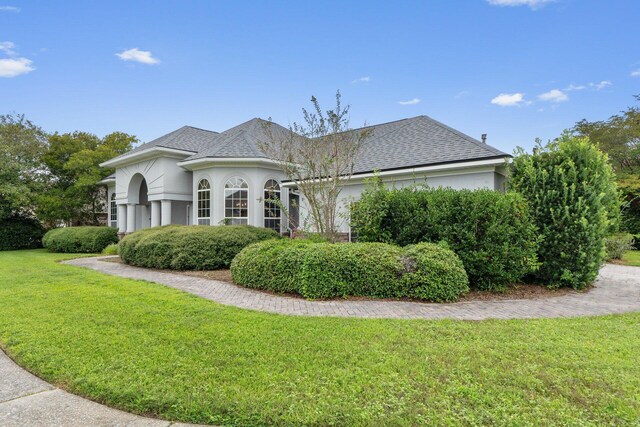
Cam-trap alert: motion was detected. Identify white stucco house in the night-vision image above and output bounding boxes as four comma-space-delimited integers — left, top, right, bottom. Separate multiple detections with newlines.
99, 115, 510, 236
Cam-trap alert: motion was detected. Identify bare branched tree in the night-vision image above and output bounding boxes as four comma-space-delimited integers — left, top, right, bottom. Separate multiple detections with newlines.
260, 91, 371, 241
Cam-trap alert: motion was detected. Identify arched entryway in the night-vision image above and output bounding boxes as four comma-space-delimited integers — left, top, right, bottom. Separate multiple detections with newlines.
122, 173, 151, 233
118, 172, 186, 235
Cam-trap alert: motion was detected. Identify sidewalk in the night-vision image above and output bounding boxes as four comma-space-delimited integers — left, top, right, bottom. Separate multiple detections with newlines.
0, 351, 202, 427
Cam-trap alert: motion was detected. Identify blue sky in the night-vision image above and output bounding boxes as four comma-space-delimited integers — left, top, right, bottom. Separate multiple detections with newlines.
1, 0, 639, 153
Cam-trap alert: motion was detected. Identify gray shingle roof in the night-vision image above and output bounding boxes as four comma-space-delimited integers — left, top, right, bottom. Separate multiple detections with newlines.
181, 118, 277, 161
352, 115, 508, 173
112, 125, 220, 160
115, 115, 509, 172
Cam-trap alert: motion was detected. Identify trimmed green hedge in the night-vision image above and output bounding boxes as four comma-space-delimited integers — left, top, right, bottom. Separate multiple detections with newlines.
0, 215, 45, 251
351, 181, 539, 291
401, 242, 471, 301
119, 225, 280, 270
231, 240, 469, 302
43, 226, 118, 253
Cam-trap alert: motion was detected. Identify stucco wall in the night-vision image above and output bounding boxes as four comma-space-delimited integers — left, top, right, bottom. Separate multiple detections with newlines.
191, 165, 289, 228
112, 156, 507, 234
299, 168, 505, 233
114, 156, 193, 204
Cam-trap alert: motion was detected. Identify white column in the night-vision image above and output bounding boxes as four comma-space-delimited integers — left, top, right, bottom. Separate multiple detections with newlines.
126, 203, 136, 234
117, 204, 127, 234
151, 201, 161, 227
141, 205, 149, 229
161, 200, 172, 226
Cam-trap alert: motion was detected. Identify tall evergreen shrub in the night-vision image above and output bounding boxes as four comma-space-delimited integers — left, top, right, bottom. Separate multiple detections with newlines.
510, 134, 620, 289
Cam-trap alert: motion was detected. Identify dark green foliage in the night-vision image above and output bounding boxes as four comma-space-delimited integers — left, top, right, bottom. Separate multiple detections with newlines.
401, 243, 470, 302
43, 226, 118, 253
0, 215, 45, 251
0, 114, 48, 221
227, 239, 311, 294
351, 180, 539, 290
604, 234, 635, 260
38, 131, 137, 226
231, 239, 469, 302
511, 134, 620, 289
299, 242, 407, 298
119, 225, 280, 270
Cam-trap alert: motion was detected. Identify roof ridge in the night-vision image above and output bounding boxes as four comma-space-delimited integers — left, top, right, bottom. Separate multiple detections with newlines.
418, 115, 506, 155
351, 116, 415, 132
183, 125, 219, 134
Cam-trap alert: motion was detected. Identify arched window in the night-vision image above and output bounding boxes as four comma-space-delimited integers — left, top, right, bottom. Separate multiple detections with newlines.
197, 179, 211, 225
224, 177, 248, 225
110, 193, 117, 228
263, 179, 281, 232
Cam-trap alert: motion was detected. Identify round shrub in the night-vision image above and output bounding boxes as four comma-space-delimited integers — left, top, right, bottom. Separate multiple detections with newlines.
119, 225, 280, 270
401, 243, 469, 302
231, 239, 469, 302
43, 226, 118, 253
0, 215, 45, 251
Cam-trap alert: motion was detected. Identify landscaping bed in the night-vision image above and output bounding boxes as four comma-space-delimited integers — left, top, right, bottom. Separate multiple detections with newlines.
119, 224, 279, 270
101, 256, 576, 302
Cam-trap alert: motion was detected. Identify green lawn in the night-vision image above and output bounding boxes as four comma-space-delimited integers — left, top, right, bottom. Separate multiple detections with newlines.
621, 250, 640, 267
0, 250, 639, 426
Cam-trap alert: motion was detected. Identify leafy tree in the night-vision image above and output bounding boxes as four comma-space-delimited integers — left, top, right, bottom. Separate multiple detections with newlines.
260, 91, 371, 241
510, 134, 620, 289
574, 95, 640, 233
0, 114, 48, 220
38, 131, 137, 225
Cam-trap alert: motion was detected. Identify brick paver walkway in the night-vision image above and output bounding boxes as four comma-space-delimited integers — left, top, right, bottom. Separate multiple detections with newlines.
65, 257, 640, 320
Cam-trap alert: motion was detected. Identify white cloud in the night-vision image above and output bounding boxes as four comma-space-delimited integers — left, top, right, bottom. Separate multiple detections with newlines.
491, 92, 528, 107
590, 80, 612, 90
455, 90, 470, 99
351, 76, 371, 84
0, 41, 15, 55
0, 41, 34, 77
0, 57, 34, 77
116, 48, 159, 65
486, 0, 553, 9
565, 83, 586, 91
538, 89, 568, 102
631, 69, 640, 77
0, 5, 20, 12
398, 98, 421, 105
565, 80, 612, 91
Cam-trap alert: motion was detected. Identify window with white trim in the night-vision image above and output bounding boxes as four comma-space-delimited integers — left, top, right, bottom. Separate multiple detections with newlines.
263, 179, 281, 232
197, 179, 211, 225
224, 177, 248, 225
110, 193, 117, 228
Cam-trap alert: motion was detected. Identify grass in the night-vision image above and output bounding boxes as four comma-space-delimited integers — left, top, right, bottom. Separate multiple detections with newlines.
0, 250, 639, 426
621, 250, 640, 267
